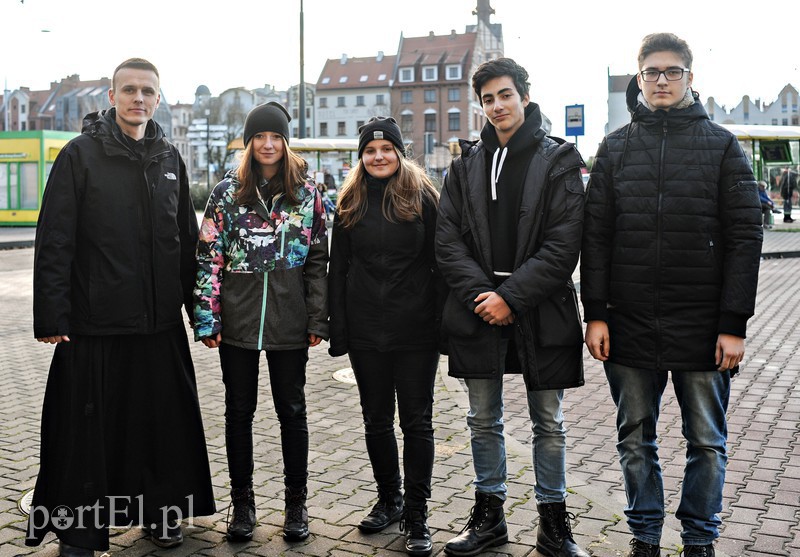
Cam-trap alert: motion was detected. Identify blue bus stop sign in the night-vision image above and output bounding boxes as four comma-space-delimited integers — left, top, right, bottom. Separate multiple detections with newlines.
565, 104, 585, 136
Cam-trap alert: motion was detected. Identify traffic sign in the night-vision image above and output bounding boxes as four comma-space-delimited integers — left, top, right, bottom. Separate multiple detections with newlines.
565, 104, 585, 137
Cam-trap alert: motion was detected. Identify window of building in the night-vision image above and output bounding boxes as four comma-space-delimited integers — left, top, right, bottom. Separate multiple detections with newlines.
422, 66, 438, 81
400, 114, 413, 133
772, 118, 779, 125
793, 116, 799, 125
320, 122, 328, 136
357, 120, 364, 130
424, 113, 436, 132
446, 65, 462, 80
448, 88, 461, 102
20, 105, 26, 114
399, 67, 414, 82
377, 73, 387, 81
448, 112, 460, 131
401, 90, 413, 104
424, 89, 436, 103
337, 121, 346, 135
360, 75, 368, 82
783, 118, 789, 125
292, 108, 299, 119
376, 94, 385, 105
319, 97, 328, 108
356, 95, 365, 106
321, 77, 331, 84
339, 76, 348, 83
337, 96, 346, 107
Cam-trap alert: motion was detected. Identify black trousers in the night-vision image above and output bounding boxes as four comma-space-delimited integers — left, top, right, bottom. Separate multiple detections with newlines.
349, 349, 438, 507
219, 344, 309, 489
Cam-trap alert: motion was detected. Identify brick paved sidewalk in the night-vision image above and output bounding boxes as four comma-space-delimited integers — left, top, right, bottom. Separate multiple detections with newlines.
3, 246, 800, 556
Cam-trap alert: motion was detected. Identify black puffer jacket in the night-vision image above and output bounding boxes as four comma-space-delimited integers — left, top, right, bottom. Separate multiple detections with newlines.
328, 176, 442, 355
436, 103, 586, 390
33, 109, 198, 337
581, 80, 762, 371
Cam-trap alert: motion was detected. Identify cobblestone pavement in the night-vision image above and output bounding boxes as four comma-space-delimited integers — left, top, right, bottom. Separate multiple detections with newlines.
1, 229, 799, 557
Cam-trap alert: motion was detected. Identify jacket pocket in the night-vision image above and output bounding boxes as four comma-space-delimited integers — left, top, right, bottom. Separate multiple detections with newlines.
441, 291, 484, 338
535, 280, 583, 347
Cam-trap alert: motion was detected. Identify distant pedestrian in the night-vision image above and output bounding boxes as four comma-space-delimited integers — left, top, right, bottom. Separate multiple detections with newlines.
193, 102, 328, 543
758, 180, 776, 228
328, 116, 442, 556
779, 167, 798, 222
581, 33, 763, 557
435, 57, 588, 557
28, 57, 215, 556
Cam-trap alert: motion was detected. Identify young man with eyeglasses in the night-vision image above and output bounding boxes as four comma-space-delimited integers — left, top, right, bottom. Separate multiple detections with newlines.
581, 33, 762, 557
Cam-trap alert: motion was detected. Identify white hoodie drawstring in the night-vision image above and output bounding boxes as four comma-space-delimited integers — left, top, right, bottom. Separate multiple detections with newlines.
490, 146, 508, 201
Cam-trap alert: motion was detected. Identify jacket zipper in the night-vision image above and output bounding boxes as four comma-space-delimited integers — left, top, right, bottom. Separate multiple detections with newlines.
655, 122, 667, 370
257, 272, 269, 351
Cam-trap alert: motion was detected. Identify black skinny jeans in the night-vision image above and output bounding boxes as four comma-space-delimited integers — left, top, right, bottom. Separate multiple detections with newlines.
349, 349, 438, 507
219, 343, 309, 489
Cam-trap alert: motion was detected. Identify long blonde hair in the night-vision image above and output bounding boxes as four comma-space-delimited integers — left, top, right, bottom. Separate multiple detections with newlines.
336, 148, 439, 228
234, 137, 307, 207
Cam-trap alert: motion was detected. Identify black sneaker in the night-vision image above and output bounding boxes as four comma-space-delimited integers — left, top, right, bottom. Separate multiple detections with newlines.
627, 538, 661, 557
58, 541, 94, 557
682, 544, 714, 557
358, 489, 403, 533
784, 217, 796, 223
400, 506, 432, 556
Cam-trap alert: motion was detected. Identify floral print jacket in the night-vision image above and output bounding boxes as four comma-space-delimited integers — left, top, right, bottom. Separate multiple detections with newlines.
193, 174, 329, 350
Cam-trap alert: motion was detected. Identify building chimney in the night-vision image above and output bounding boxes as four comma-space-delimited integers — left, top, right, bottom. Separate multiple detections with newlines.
377, 50, 384, 62
428, 31, 435, 40
340, 53, 348, 64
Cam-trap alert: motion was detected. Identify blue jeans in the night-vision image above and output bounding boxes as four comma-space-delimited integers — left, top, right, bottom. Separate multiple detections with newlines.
605, 362, 730, 546
463, 375, 567, 504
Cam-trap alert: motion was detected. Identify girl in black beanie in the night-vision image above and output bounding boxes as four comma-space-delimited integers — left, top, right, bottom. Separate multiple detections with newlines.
328, 116, 443, 556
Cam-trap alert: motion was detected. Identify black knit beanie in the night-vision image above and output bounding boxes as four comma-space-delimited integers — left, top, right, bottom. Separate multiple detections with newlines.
357, 116, 405, 159
243, 102, 291, 147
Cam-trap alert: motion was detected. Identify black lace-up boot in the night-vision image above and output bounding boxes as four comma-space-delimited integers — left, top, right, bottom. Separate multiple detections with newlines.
400, 504, 432, 556
443, 491, 507, 556
227, 485, 256, 541
535, 502, 589, 557
682, 544, 714, 557
358, 487, 404, 533
627, 538, 661, 557
283, 486, 309, 540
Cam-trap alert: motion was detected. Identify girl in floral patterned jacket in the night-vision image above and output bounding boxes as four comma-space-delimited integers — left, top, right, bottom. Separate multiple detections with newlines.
193, 102, 328, 543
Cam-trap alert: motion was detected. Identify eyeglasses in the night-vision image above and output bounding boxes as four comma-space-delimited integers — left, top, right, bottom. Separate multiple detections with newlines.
640, 68, 690, 82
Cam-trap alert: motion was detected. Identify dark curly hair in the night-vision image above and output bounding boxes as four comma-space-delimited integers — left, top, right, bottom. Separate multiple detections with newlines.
471, 57, 530, 104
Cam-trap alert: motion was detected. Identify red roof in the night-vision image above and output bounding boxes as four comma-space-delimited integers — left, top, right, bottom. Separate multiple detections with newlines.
316, 54, 397, 90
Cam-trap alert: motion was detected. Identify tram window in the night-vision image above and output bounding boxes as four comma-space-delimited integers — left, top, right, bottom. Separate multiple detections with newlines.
20, 163, 38, 209
8, 165, 17, 210
0, 166, 6, 209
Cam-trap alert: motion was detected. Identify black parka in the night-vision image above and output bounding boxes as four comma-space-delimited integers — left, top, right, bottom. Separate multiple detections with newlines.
328, 176, 442, 355
435, 103, 586, 390
33, 109, 198, 337
580, 80, 763, 371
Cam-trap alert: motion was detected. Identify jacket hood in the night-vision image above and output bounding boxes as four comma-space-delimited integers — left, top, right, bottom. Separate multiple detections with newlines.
81, 108, 165, 145
480, 102, 547, 155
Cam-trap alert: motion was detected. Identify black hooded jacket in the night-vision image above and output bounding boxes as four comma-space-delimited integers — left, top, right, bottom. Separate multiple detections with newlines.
33, 108, 198, 337
436, 102, 586, 390
580, 78, 763, 371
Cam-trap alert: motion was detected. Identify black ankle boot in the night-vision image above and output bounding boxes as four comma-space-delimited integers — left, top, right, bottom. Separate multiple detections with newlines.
443, 492, 507, 556
535, 502, 589, 557
401, 505, 432, 556
227, 485, 256, 541
284, 486, 309, 541
358, 487, 404, 533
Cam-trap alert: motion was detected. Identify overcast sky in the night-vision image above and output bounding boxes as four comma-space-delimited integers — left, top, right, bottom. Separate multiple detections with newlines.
5, 0, 799, 157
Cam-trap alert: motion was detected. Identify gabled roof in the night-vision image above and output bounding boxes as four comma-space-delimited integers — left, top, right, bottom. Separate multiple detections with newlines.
316, 54, 397, 91
396, 31, 477, 67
